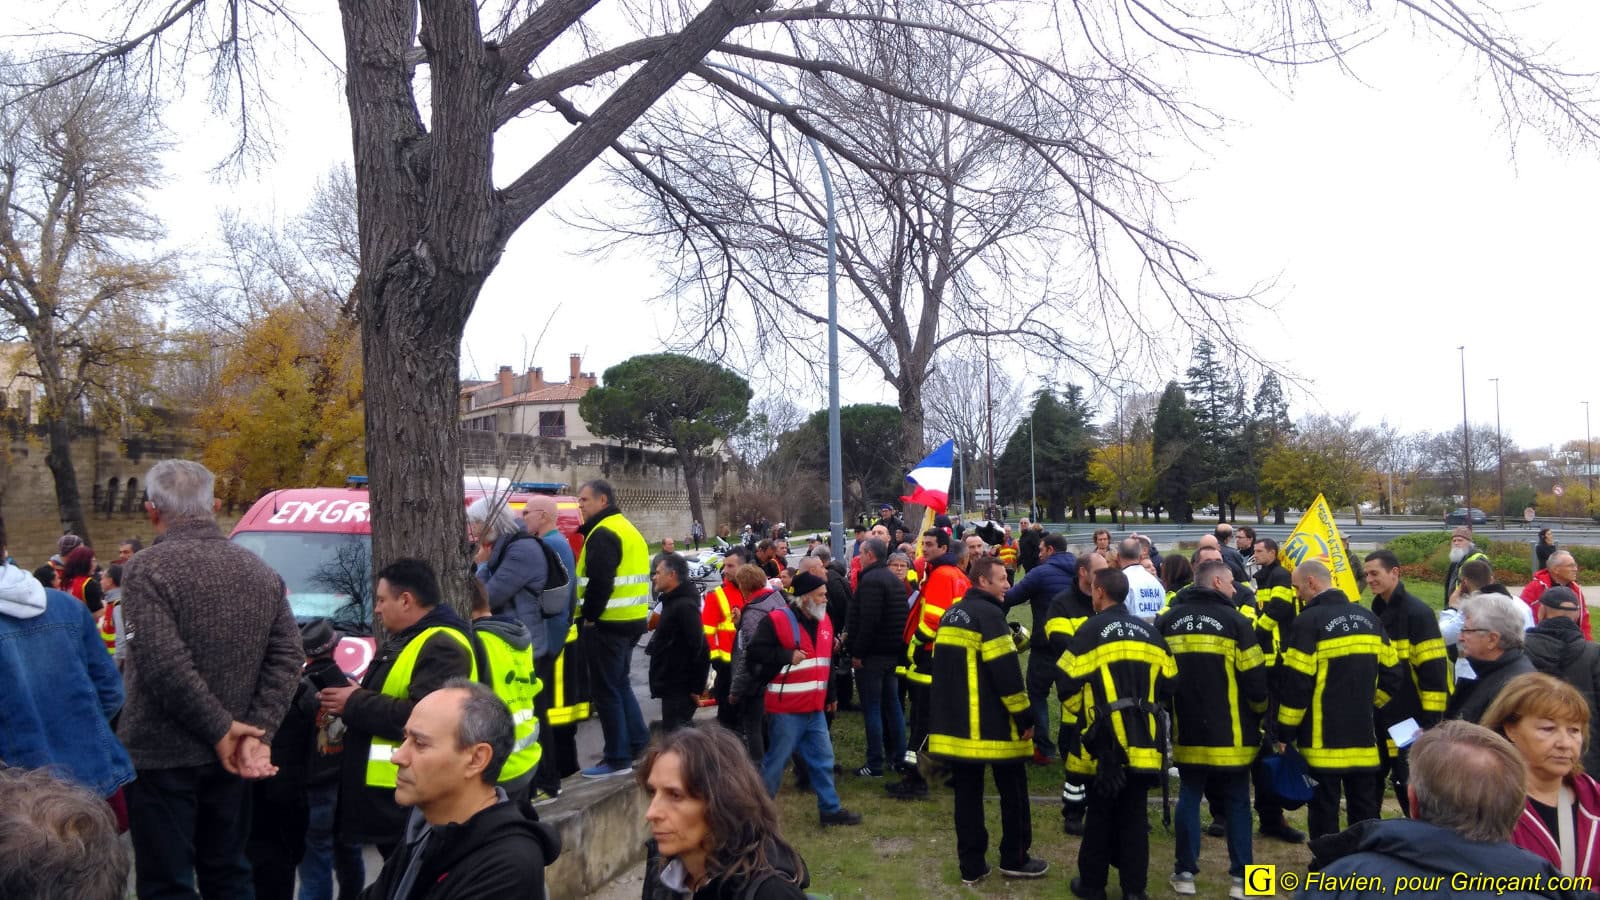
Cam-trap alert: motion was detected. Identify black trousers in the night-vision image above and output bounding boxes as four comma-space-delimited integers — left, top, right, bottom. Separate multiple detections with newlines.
127, 762, 255, 900
1307, 769, 1381, 841
905, 681, 931, 779
712, 661, 740, 728
950, 760, 1031, 881
246, 776, 308, 900
534, 653, 579, 794
739, 693, 768, 763
1078, 776, 1152, 894
1379, 746, 1412, 817
660, 692, 698, 733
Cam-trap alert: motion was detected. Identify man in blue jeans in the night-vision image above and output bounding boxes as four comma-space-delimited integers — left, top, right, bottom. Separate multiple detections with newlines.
748, 572, 863, 827
846, 538, 909, 776
1158, 559, 1270, 899
574, 480, 652, 777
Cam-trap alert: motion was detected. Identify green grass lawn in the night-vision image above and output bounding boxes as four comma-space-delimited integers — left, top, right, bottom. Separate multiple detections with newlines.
762, 578, 1441, 896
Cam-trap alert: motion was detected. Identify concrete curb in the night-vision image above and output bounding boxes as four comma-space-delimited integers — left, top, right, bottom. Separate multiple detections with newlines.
542, 771, 650, 899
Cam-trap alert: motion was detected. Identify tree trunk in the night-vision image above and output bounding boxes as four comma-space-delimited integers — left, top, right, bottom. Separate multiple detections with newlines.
44, 416, 91, 543
361, 276, 478, 619
680, 452, 705, 537
896, 379, 928, 527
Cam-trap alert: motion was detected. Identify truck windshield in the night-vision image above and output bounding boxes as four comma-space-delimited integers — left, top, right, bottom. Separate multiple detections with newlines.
232, 531, 372, 631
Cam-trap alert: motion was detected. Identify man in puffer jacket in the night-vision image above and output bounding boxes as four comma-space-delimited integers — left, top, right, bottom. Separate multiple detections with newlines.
1299, 720, 1585, 900
1523, 586, 1600, 772
728, 564, 787, 762
1003, 534, 1076, 763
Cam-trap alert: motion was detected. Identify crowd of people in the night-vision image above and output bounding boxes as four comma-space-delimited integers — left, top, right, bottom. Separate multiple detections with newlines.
8, 466, 1600, 899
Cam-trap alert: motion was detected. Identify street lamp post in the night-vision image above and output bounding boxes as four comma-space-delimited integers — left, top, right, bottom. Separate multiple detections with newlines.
1459, 346, 1472, 517
1491, 377, 1504, 529
704, 61, 843, 557
1585, 401, 1594, 507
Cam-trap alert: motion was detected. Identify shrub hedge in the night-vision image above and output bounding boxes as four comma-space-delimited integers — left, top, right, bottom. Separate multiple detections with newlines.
1379, 531, 1600, 585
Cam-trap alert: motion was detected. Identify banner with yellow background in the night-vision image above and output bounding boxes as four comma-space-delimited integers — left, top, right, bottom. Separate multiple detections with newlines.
1279, 493, 1362, 601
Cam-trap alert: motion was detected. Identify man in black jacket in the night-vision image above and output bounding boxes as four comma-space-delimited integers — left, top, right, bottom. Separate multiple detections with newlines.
646, 554, 709, 733
846, 539, 908, 777
1523, 586, 1600, 771
1362, 550, 1450, 816
320, 559, 477, 854
361, 680, 560, 899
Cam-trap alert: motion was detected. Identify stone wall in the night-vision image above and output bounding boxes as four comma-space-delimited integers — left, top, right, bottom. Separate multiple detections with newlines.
0, 424, 204, 566
460, 431, 742, 541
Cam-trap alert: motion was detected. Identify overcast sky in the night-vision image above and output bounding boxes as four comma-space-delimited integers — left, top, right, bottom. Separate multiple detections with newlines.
14, 2, 1600, 453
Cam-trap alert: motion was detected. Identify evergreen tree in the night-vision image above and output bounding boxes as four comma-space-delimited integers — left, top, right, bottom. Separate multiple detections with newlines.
1152, 381, 1201, 523
1183, 338, 1245, 521
1248, 373, 1295, 523
997, 387, 1095, 520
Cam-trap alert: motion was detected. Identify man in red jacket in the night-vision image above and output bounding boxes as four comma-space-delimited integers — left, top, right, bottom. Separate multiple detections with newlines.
1521, 551, 1591, 639
887, 528, 971, 800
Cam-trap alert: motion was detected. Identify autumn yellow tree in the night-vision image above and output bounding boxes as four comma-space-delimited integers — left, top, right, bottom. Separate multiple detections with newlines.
194, 168, 364, 501
1090, 442, 1155, 525
200, 301, 364, 500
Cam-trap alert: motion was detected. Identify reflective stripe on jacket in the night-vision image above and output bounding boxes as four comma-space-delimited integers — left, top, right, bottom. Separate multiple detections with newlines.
365, 626, 479, 787
764, 608, 832, 715
928, 587, 1032, 762
577, 514, 651, 623
1273, 589, 1403, 772
546, 623, 591, 726
476, 627, 543, 782
1158, 587, 1269, 770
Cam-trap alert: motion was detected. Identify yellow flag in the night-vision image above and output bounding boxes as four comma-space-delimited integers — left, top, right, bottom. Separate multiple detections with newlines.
1280, 494, 1362, 602
914, 507, 936, 560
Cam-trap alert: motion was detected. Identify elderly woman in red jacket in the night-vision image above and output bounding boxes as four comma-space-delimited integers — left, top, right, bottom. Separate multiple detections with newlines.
1483, 672, 1600, 882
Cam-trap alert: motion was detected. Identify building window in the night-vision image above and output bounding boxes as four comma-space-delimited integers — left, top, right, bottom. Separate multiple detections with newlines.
538, 410, 565, 438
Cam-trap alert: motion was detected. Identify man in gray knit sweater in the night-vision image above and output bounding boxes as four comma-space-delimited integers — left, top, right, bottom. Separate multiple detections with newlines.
119, 459, 303, 899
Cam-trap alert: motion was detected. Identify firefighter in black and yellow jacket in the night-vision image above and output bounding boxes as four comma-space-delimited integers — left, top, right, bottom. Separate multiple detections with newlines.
928, 556, 1049, 884
1058, 567, 1178, 900
1044, 552, 1106, 834
1158, 559, 1268, 895
1361, 548, 1450, 816
1269, 558, 1404, 843
1251, 538, 1295, 662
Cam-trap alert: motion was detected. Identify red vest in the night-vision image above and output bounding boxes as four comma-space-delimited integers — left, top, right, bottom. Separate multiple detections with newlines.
764, 607, 833, 714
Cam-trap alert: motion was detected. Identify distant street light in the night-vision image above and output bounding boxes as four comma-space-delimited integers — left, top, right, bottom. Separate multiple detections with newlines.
1490, 377, 1504, 529
1459, 346, 1471, 513
703, 61, 843, 557
1585, 400, 1594, 507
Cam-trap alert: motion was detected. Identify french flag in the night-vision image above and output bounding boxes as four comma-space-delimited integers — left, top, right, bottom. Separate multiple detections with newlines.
901, 440, 954, 514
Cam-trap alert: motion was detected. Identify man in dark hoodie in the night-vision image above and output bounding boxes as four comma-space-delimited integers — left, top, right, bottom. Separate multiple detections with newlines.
847, 538, 909, 778
361, 680, 560, 899
647, 553, 710, 733
1523, 586, 1600, 772
1004, 534, 1077, 764
321, 558, 477, 855
1300, 720, 1585, 900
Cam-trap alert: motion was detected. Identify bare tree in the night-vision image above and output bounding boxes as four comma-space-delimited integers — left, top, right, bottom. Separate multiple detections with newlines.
0, 66, 171, 541
14, 0, 1600, 602
923, 352, 1023, 496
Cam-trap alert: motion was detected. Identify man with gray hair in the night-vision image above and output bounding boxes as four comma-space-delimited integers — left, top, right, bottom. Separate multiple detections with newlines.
1448, 591, 1537, 724
0, 767, 131, 900
360, 680, 561, 899
119, 459, 304, 897
1299, 721, 1582, 899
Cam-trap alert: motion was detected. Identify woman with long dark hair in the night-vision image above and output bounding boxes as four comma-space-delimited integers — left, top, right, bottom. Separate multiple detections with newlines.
1537, 528, 1559, 573
639, 723, 809, 899
62, 544, 102, 613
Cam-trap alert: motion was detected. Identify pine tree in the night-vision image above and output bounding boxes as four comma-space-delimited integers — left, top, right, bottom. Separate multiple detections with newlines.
1249, 373, 1295, 523
1152, 381, 1201, 523
1183, 338, 1245, 521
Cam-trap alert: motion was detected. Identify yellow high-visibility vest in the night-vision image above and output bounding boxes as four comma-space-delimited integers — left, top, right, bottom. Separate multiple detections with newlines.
477, 627, 543, 783
364, 626, 477, 788
577, 515, 651, 623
